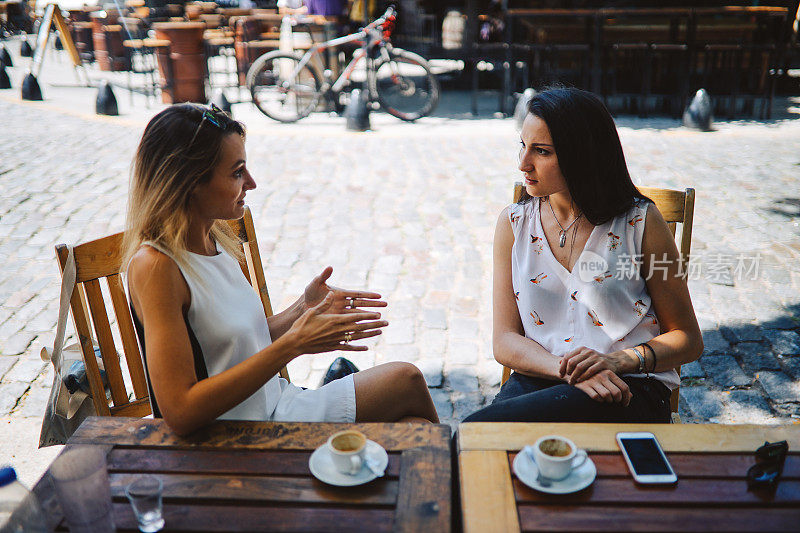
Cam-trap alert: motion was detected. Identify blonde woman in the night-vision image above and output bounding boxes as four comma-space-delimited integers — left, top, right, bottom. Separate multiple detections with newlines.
123, 104, 438, 436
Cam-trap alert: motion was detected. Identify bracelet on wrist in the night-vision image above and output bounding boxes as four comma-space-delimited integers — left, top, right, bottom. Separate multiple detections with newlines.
631, 347, 645, 374
641, 342, 657, 373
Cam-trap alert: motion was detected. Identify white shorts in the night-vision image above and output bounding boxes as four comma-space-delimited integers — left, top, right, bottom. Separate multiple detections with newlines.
269, 374, 357, 423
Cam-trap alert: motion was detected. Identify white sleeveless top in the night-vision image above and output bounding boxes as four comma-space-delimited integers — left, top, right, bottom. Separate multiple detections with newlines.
137, 242, 280, 420
132, 242, 357, 423
508, 198, 679, 389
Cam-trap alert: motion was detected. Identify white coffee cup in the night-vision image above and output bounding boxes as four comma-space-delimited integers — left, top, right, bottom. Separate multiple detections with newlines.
327, 430, 367, 475
530, 435, 587, 481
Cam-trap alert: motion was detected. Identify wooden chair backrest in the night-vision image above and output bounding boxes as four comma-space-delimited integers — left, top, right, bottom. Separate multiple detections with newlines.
55, 206, 288, 417
500, 184, 695, 416
226, 206, 290, 382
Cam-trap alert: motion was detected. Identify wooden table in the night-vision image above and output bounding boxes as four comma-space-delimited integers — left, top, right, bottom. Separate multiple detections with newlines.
458, 422, 800, 532
33, 417, 452, 532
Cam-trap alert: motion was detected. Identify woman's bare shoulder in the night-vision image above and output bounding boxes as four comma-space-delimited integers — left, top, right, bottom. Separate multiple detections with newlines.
128, 245, 185, 299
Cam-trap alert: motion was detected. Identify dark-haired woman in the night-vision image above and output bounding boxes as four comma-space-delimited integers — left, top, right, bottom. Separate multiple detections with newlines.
123, 104, 438, 436
464, 88, 703, 423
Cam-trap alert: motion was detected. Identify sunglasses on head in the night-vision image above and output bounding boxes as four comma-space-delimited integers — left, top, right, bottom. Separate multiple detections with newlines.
201, 103, 227, 129
746, 440, 788, 490
189, 103, 229, 145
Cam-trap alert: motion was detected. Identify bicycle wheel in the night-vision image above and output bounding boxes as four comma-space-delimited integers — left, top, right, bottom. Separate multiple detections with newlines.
247, 51, 321, 123
372, 48, 439, 121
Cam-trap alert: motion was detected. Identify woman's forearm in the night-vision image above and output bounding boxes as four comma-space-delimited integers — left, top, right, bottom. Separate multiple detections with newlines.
163, 335, 298, 436
266, 296, 306, 340
619, 329, 703, 374
494, 331, 564, 380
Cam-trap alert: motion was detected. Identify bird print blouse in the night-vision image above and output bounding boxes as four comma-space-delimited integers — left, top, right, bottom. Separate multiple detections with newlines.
508, 197, 679, 389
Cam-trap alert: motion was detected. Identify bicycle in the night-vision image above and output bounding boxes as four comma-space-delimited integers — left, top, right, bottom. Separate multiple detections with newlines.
245, 6, 439, 123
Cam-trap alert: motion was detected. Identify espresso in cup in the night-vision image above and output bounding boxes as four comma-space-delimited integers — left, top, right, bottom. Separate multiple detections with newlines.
532, 435, 587, 481
327, 430, 367, 475
538, 438, 573, 457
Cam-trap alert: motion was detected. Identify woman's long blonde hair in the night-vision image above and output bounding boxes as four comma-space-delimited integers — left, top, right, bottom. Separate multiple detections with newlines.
121, 104, 245, 281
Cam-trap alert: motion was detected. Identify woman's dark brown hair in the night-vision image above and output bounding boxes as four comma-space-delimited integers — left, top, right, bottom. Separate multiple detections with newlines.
519, 87, 650, 225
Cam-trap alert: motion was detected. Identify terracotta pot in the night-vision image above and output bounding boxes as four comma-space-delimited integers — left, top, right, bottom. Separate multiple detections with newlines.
170, 78, 206, 103
170, 52, 206, 80
153, 22, 206, 54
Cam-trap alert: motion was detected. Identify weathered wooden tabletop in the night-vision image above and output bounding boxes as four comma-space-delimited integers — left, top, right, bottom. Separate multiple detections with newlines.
33, 417, 453, 532
457, 422, 800, 533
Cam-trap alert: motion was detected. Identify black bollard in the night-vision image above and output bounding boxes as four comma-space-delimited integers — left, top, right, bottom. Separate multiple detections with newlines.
0, 63, 10, 89
96, 80, 119, 115
0, 46, 12, 68
682, 89, 713, 131
21, 73, 43, 100
210, 89, 232, 115
55, 36, 63, 51
344, 88, 370, 132
20, 40, 34, 58
514, 88, 536, 131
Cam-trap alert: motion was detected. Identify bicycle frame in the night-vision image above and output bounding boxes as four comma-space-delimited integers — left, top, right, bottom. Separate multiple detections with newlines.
284, 12, 394, 96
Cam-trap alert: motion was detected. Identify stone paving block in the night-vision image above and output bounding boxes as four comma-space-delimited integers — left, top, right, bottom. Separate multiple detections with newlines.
452, 391, 484, 421
781, 357, 800, 380
382, 319, 414, 345
445, 368, 479, 394
368, 273, 398, 294
381, 345, 420, 362
447, 340, 480, 366
735, 342, 781, 372
724, 389, 773, 420
1, 331, 37, 356
701, 329, 731, 355
417, 359, 443, 388
681, 385, 723, 420
0, 382, 30, 416
763, 315, 800, 330
418, 330, 446, 357
699, 355, 751, 388
475, 359, 502, 388
720, 324, 764, 344
679, 360, 704, 379
428, 388, 453, 420
0, 356, 17, 381
0, 319, 23, 341
16, 386, 50, 418
421, 308, 447, 330
764, 330, 800, 356
3, 358, 46, 383
450, 317, 480, 340
757, 371, 800, 404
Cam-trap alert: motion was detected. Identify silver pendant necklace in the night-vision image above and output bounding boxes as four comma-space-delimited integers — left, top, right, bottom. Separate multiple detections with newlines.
546, 197, 583, 247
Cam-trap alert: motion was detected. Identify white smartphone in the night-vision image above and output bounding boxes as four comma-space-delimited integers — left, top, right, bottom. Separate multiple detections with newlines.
616, 432, 677, 484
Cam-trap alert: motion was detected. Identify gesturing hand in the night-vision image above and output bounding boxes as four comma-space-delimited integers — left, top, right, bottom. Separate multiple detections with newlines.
304, 266, 387, 314
559, 346, 632, 385
287, 292, 388, 356
573, 370, 633, 406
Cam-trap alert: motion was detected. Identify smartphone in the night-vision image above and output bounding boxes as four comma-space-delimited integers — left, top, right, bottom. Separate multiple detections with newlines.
616, 432, 677, 484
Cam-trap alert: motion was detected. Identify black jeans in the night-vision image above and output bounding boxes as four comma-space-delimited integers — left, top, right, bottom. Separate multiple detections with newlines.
463, 372, 672, 423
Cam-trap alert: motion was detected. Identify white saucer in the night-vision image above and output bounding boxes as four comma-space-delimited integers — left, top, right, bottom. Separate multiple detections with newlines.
309, 440, 389, 486
512, 449, 596, 494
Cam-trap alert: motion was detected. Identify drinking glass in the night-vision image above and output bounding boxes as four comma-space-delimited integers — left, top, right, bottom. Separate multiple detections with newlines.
125, 475, 165, 532
49, 446, 115, 533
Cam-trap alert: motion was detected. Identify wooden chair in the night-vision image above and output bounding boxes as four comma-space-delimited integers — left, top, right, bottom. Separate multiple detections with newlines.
54, 206, 288, 418
499, 184, 696, 420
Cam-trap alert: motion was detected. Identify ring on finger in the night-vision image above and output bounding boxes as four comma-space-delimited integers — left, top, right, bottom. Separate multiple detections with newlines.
344, 332, 352, 343
348, 298, 357, 309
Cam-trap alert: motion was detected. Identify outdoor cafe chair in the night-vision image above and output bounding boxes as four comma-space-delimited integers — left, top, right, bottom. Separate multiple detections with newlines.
499, 184, 696, 421
53, 206, 289, 417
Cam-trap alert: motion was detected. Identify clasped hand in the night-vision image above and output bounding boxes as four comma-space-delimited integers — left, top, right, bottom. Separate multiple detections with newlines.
559, 346, 633, 406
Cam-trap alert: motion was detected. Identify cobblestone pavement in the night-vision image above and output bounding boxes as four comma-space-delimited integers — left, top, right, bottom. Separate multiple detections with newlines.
2, 39, 800, 484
